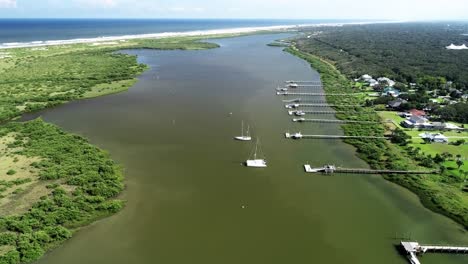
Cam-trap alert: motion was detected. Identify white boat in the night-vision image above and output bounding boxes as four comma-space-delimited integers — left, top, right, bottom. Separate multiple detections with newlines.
292, 132, 303, 139
246, 139, 267, 168
294, 110, 306, 116
285, 103, 300, 109
304, 164, 336, 173
293, 118, 306, 122
234, 121, 252, 141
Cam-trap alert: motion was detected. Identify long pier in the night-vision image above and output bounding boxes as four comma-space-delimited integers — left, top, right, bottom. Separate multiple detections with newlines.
287, 84, 323, 88
285, 132, 389, 140
292, 118, 384, 124
286, 80, 322, 84
285, 103, 362, 108
288, 110, 375, 115
277, 92, 360, 96
303, 165, 437, 175
401, 241, 468, 264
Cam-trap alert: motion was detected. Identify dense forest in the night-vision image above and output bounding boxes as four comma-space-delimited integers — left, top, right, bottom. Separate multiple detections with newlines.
297, 23, 468, 89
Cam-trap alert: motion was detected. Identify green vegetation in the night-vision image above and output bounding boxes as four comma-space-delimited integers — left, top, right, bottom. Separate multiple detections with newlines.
286, 45, 468, 229
0, 35, 225, 263
0, 119, 124, 263
436, 103, 468, 123
0, 36, 221, 123
298, 23, 468, 88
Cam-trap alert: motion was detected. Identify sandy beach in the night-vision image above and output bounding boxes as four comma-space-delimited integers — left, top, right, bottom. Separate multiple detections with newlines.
0, 21, 398, 50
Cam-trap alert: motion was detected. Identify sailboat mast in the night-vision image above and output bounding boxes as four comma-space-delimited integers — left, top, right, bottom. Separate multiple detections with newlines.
254, 139, 258, 159
241, 121, 244, 137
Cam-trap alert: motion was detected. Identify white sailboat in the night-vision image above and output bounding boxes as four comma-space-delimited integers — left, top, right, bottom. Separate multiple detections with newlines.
234, 121, 252, 141
246, 139, 267, 168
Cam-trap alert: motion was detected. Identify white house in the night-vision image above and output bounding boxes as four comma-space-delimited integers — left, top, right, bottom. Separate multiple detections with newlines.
360, 74, 373, 81
377, 77, 396, 87
419, 133, 449, 143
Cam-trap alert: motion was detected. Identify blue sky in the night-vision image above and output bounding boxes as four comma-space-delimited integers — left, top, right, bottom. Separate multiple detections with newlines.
0, 0, 467, 20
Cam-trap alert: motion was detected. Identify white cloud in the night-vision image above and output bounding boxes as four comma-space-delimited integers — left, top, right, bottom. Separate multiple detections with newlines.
0, 0, 16, 8
169, 7, 186, 12
75, 0, 117, 8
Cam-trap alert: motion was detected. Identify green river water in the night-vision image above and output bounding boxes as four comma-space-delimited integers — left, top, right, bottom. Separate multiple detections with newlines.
29, 34, 467, 264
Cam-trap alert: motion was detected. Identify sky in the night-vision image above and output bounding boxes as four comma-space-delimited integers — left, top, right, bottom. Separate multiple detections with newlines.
0, 0, 467, 20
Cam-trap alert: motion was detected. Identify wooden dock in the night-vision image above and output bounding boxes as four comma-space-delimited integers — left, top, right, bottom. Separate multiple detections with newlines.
277, 92, 360, 96
292, 118, 385, 124
401, 241, 468, 264
334, 168, 436, 174
285, 133, 389, 140
288, 110, 375, 115
286, 80, 322, 84
287, 84, 323, 87
304, 165, 437, 175
285, 103, 362, 108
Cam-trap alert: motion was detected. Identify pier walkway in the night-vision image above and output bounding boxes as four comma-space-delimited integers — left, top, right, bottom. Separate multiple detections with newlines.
292, 118, 385, 124
286, 80, 322, 84
285, 132, 389, 140
277, 92, 360, 96
401, 241, 468, 264
285, 103, 362, 108
303, 165, 436, 175
288, 110, 375, 115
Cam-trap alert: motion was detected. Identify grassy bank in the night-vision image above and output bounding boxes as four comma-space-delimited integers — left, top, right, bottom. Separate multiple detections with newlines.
0, 119, 125, 263
0, 36, 223, 123
285, 46, 468, 230
0, 36, 227, 263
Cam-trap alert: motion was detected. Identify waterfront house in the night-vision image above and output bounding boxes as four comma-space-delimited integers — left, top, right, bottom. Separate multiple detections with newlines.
382, 87, 401, 97
360, 74, 372, 81
377, 77, 396, 87
387, 98, 407, 109
424, 122, 446, 130
419, 133, 449, 143
409, 109, 426, 117
402, 116, 429, 128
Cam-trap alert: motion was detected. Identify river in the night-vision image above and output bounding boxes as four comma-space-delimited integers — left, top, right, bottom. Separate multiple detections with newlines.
28, 34, 467, 264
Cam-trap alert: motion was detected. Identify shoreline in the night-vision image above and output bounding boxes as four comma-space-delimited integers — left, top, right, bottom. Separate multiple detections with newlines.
0, 20, 402, 50
285, 45, 468, 230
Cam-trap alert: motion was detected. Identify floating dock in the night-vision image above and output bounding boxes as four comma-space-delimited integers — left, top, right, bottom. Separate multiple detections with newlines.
401, 241, 468, 264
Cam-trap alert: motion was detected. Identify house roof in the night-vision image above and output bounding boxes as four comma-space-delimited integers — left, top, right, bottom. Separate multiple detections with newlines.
409, 109, 426, 116
388, 99, 407, 108
409, 116, 427, 124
